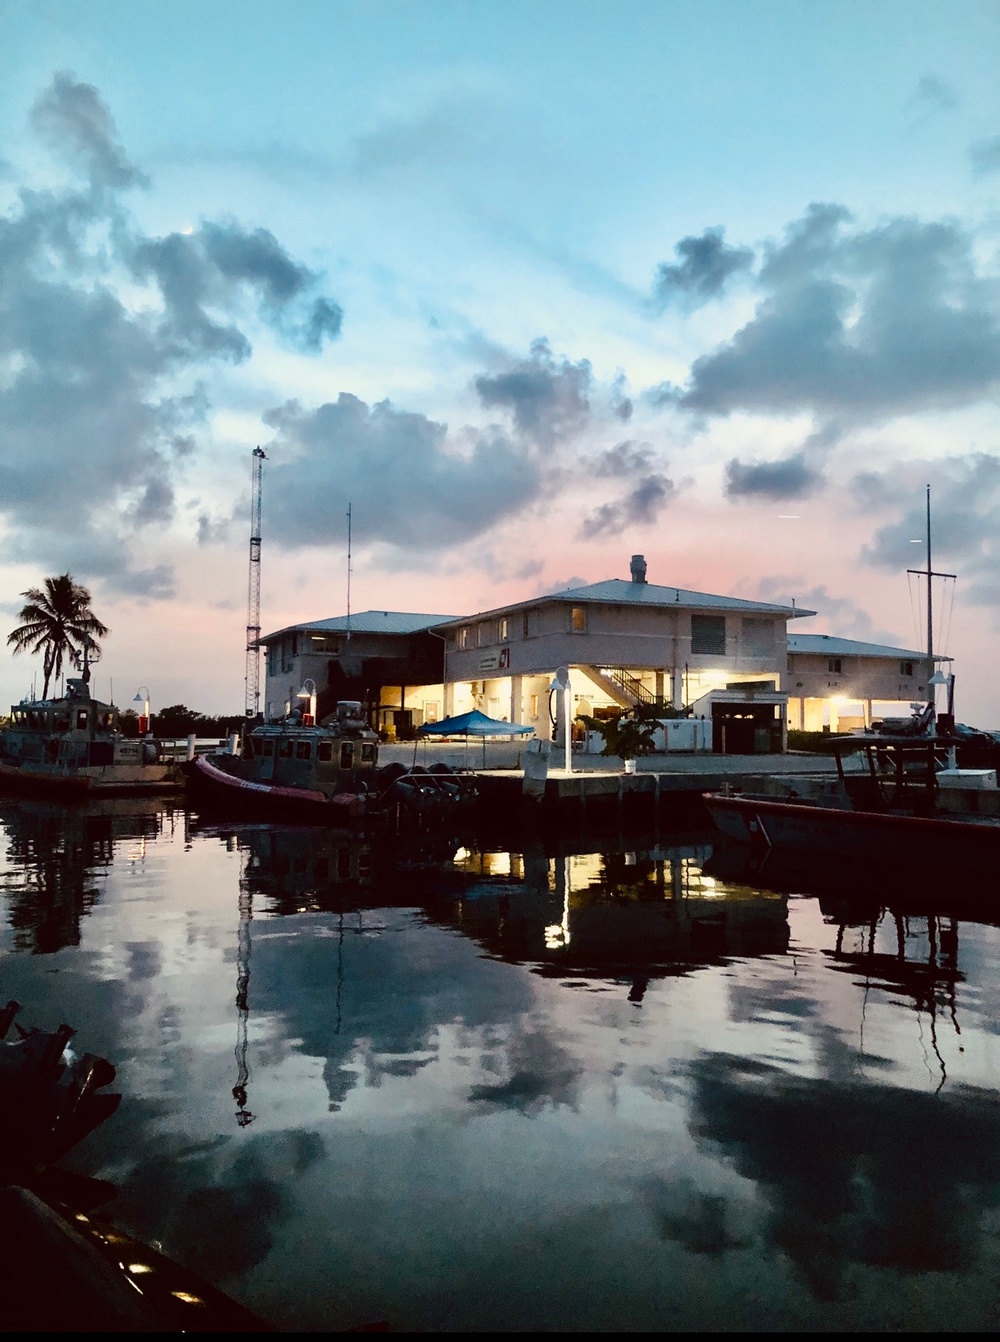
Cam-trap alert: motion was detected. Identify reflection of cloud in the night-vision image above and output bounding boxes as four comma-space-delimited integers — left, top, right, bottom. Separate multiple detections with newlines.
641, 1176, 751, 1255
689, 1053, 1000, 1299
468, 1028, 582, 1115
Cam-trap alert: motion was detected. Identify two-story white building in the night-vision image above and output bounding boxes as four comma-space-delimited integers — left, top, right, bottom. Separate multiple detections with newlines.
435, 555, 814, 752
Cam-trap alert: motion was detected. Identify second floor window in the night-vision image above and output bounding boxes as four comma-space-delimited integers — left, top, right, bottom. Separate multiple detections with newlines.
828, 659, 842, 674
900, 660, 914, 676
458, 627, 469, 649
498, 616, 508, 642
570, 607, 587, 633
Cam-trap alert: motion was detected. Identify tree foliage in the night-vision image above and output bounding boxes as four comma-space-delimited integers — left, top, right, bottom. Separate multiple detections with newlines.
577, 702, 663, 759
7, 574, 109, 699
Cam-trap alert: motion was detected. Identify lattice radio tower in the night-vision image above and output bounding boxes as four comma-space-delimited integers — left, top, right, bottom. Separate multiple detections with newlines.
244, 446, 267, 718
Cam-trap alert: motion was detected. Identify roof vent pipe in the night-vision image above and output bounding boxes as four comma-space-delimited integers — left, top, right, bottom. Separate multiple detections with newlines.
630, 554, 647, 584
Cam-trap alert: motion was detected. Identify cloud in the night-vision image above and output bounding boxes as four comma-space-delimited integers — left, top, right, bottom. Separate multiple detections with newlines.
261, 393, 540, 551
0, 74, 343, 592
579, 473, 675, 539
591, 439, 655, 478
724, 452, 823, 501
31, 71, 145, 190
853, 454, 1000, 604
969, 135, 1000, 175
653, 227, 754, 307
910, 75, 958, 115
679, 203, 1000, 424
752, 576, 901, 643
474, 338, 592, 447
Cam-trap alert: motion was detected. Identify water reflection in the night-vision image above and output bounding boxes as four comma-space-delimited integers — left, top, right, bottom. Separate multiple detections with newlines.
0, 797, 171, 954
4, 805, 1000, 1329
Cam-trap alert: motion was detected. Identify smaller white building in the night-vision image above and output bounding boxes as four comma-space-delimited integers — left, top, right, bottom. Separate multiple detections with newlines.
785, 633, 943, 732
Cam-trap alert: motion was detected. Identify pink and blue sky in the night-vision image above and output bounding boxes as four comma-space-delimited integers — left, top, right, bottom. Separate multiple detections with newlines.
1, 0, 1000, 719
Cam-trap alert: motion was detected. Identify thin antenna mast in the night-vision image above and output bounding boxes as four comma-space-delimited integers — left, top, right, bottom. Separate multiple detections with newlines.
906, 484, 954, 715
244, 447, 267, 718
346, 502, 352, 642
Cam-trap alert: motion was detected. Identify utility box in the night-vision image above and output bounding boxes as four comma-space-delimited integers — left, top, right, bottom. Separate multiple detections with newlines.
937, 768, 998, 790
653, 718, 712, 753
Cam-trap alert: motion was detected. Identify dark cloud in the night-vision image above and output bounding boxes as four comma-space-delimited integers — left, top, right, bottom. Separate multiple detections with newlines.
262, 394, 539, 551
725, 452, 823, 501
679, 204, 1000, 423
611, 373, 634, 422
0, 74, 343, 592
753, 576, 901, 643
654, 227, 754, 307
474, 338, 592, 447
579, 473, 675, 539
969, 135, 1000, 175
31, 71, 145, 190
592, 439, 655, 478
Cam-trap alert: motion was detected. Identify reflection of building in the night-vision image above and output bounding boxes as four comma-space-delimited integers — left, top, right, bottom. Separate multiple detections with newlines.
447, 844, 789, 972
260, 610, 456, 736
786, 634, 941, 732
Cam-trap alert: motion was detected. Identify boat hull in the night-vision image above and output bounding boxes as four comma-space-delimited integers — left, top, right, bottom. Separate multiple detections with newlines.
185, 754, 366, 823
0, 757, 183, 797
704, 792, 1000, 874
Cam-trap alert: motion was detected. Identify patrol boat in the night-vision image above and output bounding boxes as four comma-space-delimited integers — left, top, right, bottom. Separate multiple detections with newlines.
0, 677, 182, 796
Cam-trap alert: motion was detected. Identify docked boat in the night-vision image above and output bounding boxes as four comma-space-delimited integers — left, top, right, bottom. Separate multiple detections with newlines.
185, 699, 478, 824
704, 736, 1000, 875
0, 677, 182, 796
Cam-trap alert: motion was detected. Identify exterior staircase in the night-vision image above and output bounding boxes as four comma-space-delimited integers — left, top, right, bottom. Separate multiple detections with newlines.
582, 666, 671, 712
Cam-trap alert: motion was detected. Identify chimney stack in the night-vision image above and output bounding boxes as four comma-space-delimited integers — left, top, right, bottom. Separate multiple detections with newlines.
630, 554, 647, 584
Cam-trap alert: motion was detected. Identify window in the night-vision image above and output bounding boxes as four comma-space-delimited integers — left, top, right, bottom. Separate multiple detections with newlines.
522, 610, 530, 638
263, 739, 274, 757
691, 614, 726, 655
828, 658, 842, 674
278, 739, 293, 758
340, 742, 354, 768
296, 740, 311, 760
900, 660, 914, 677
291, 634, 298, 656
318, 741, 333, 762
498, 616, 508, 642
570, 606, 587, 633
252, 738, 263, 756
76, 710, 88, 730
459, 627, 469, 650
361, 742, 376, 763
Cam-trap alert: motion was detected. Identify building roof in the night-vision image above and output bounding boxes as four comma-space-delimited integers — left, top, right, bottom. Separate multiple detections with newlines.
434, 578, 813, 627
787, 633, 931, 660
260, 611, 458, 642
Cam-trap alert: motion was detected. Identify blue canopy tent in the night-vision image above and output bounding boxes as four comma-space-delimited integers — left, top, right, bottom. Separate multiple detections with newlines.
415, 709, 534, 767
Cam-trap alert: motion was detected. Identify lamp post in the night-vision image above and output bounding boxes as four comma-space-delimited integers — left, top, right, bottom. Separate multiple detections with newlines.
548, 666, 572, 773
132, 686, 151, 737
296, 678, 317, 726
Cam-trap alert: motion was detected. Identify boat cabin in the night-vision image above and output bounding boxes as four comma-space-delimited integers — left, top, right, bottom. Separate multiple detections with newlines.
244, 701, 379, 794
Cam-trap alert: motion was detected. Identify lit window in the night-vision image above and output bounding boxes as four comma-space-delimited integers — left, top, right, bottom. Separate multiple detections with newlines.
570, 606, 587, 633
498, 616, 508, 642
459, 627, 469, 649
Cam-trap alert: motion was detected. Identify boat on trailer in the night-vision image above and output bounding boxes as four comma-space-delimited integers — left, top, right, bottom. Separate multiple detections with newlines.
0, 677, 182, 796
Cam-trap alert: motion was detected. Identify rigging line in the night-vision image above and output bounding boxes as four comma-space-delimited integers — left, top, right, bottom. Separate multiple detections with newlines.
939, 575, 956, 659
906, 570, 923, 655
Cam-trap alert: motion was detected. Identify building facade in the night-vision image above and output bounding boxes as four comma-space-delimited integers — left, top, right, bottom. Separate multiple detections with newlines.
785, 633, 940, 732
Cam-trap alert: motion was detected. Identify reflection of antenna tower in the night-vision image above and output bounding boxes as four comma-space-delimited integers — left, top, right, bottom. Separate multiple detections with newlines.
245, 447, 267, 719
233, 882, 254, 1127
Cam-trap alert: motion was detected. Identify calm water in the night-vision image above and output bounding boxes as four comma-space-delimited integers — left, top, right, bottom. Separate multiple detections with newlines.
2, 797, 1000, 1332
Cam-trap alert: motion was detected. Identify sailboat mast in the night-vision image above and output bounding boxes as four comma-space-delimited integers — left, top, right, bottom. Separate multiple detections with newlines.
926, 483, 933, 709
346, 502, 352, 643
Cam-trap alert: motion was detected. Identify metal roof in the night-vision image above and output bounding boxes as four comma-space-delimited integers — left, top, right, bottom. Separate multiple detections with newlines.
787, 633, 933, 660
434, 578, 812, 626
260, 611, 458, 642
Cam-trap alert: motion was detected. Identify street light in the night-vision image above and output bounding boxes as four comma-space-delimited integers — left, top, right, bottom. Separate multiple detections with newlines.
296, 678, 317, 725
132, 686, 151, 736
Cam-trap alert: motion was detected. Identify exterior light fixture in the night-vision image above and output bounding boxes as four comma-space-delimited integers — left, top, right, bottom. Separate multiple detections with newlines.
132, 686, 151, 736
296, 678, 317, 724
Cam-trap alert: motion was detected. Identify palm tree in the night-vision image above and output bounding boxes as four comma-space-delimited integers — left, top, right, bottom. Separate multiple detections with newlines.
8, 574, 110, 700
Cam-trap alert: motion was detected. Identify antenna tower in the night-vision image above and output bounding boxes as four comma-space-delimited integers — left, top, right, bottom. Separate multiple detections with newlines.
245, 447, 267, 718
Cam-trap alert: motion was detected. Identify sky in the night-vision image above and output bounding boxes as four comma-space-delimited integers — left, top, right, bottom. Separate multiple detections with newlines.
1, 0, 1000, 719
